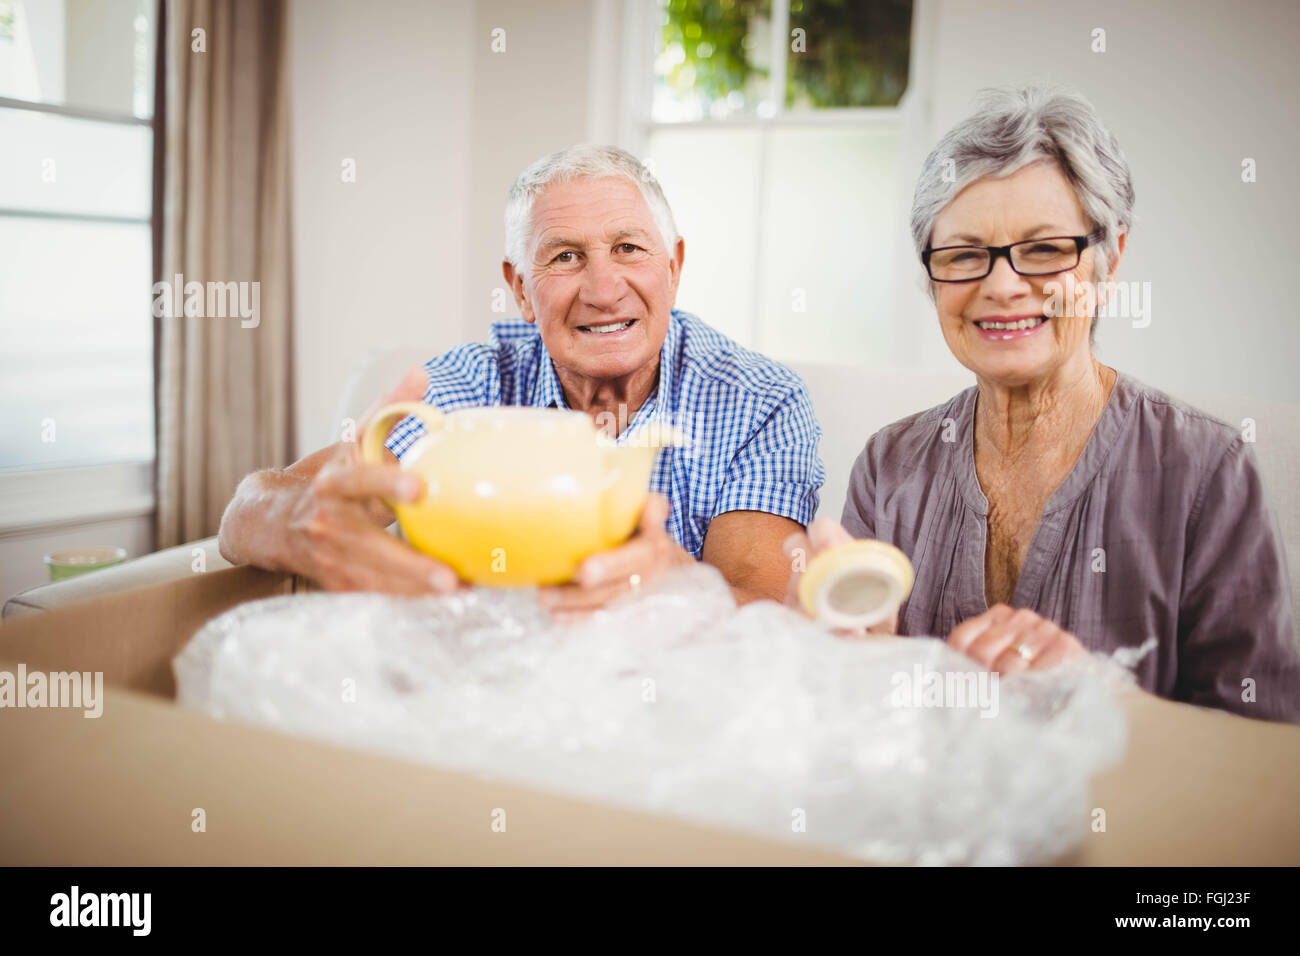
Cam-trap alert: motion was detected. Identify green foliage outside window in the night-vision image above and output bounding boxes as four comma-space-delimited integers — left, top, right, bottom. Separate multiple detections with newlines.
787, 0, 912, 108
0, 3, 16, 42
661, 0, 772, 112
659, 0, 912, 113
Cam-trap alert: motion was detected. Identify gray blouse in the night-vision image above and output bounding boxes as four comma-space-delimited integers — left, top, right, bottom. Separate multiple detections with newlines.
842, 371, 1300, 723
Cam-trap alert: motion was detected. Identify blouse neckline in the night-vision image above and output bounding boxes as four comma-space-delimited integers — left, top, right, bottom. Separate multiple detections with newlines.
953, 369, 1140, 518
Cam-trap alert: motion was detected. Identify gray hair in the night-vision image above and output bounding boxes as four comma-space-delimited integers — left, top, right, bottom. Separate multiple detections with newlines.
910, 85, 1135, 333
504, 144, 679, 269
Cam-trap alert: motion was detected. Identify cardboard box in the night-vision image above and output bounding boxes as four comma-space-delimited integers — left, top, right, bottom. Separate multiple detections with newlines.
1, 566, 1298, 865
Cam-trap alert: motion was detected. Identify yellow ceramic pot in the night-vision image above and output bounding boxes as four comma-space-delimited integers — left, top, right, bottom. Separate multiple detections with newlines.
361, 402, 678, 587
798, 539, 915, 630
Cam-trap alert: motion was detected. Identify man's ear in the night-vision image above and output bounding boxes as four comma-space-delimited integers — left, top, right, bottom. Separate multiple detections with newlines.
668, 236, 685, 304
501, 260, 534, 323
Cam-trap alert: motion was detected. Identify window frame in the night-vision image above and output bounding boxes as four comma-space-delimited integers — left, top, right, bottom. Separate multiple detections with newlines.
0, 460, 154, 535
0, 32, 158, 525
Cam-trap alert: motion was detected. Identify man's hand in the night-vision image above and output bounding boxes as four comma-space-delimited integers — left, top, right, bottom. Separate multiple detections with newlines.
538, 493, 691, 619
218, 364, 462, 596
281, 441, 463, 594
948, 604, 1086, 674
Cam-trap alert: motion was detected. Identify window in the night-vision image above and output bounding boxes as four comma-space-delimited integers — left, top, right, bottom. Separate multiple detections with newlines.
0, 0, 156, 477
654, 0, 912, 119
628, 0, 917, 366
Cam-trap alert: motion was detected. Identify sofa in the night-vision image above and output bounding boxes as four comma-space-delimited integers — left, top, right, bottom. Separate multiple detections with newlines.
6, 348, 1299, 621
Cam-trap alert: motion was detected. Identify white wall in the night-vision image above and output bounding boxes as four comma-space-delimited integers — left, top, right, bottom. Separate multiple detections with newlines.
899, 0, 1300, 404
288, 0, 610, 457
464, 0, 604, 350
288, 0, 475, 456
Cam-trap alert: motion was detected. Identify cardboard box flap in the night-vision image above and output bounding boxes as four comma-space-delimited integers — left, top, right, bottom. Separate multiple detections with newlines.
0, 565, 294, 698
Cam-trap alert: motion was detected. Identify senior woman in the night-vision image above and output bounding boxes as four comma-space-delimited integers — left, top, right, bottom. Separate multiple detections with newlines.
790, 85, 1300, 723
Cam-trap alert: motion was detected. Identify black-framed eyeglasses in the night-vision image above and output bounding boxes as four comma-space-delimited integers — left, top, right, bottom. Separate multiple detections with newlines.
922, 232, 1104, 282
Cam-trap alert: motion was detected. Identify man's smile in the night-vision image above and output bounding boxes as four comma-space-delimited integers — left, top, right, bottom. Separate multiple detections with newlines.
577, 318, 639, 335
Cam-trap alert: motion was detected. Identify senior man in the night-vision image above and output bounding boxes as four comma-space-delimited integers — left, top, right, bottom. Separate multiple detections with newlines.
218, 144, 824, 611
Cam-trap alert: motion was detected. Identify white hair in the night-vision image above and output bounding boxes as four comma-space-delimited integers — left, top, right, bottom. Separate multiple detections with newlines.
910, 85, 1135, 337
503, 144, 679, 269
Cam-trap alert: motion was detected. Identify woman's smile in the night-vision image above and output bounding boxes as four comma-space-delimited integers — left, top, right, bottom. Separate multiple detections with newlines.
970, 313, 1050, 342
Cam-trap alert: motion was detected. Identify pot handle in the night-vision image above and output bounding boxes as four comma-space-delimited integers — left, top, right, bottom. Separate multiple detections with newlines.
360, 402, 445, 465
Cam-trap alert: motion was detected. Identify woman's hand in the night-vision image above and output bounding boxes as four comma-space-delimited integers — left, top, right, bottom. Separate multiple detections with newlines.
538, 493, 691, 620
947, 604, 1086, 674
782, 519, 899, 636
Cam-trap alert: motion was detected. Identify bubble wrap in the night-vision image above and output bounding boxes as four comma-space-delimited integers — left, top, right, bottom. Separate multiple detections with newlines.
174, 564, 1132, 865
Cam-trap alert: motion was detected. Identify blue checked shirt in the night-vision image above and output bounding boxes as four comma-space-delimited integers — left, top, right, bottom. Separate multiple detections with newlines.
385, 310, 824, 558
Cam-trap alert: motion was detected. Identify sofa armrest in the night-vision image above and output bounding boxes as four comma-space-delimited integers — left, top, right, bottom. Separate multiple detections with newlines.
2, 536, 232, 619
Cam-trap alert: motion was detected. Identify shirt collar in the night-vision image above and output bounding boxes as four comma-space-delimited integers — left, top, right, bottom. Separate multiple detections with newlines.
534, 344, 568, 410
618, 311, 681, 444
651, 310, 682, 411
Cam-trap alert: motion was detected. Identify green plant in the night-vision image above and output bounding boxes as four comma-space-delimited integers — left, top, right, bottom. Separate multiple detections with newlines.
788, 0, 912, 108
0, 2, 16, 42
659, 0, 913, 112
661, 0, 772, 107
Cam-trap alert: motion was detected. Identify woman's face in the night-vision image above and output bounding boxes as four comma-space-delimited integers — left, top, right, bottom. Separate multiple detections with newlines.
929, 161, 1106, 388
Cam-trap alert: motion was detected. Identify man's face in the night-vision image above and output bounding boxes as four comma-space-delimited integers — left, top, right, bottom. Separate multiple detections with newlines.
505, 177, 684, 386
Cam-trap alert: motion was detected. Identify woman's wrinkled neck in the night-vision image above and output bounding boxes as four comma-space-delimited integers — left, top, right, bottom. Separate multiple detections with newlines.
974, 353, 1116, 465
